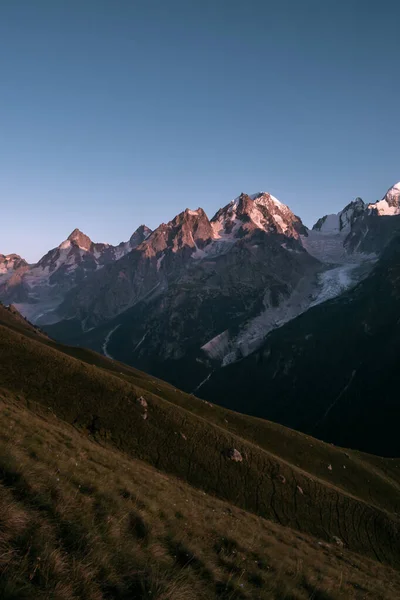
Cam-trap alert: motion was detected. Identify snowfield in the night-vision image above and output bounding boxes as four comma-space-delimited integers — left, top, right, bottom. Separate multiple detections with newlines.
310, 264, 360, 307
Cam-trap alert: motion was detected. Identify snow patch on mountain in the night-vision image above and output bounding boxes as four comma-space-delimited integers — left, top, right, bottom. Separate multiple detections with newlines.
368, 182, 400, 215
217, 275, 320, 366
310, 264, 360, 307
58, 240, 72, 251
133, 332, 148, 353
102, 324, 121, 359
250, 193, 295, 234
272, 213, 286, 231
0, 254, 28, 279
114, 242, 131, 260
201, 331, 231, 361
191, 242, 206, 260
211, 200, 241, 240
370, 201, 400, 216
313, 214, 342, 233
301, 230, 348, 263
193, 371, 213, 393
202, 258, 369, 368
249, 192, 282, 206
202, 239, 237, 259
388, 182, 400, 193
157, 253, 165, 271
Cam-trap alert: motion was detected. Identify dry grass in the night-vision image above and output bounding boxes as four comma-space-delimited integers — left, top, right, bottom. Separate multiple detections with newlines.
1, 302, 400, 598
0, 398, 400, 600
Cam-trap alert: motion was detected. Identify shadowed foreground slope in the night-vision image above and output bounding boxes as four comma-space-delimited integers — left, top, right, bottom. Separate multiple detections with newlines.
0, 303, 400, 598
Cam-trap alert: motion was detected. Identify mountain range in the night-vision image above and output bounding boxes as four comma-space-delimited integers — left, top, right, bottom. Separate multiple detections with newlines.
2, 182, 400, 455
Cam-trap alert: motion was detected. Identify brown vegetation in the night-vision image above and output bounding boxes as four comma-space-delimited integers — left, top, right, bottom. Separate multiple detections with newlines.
0, 303, 399, 598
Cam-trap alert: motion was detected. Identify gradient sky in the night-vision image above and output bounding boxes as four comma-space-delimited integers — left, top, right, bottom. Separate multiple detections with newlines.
1, 0, 400, 262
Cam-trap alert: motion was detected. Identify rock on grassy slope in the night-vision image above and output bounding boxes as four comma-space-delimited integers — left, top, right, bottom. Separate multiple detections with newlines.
0, 304, 400, 598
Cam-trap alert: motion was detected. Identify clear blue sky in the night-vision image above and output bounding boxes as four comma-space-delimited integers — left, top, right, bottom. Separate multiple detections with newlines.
1, 0, 400, 262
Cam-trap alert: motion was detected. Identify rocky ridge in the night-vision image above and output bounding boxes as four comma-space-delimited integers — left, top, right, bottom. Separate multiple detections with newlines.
0, 225, 152, 323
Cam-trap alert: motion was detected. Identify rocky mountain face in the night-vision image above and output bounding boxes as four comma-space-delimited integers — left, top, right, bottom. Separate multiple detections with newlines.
210, 192, 307, 240
54, 207, 216, 329
199, 234, 400, 456
113, 225, 152, 259
44, 193, 324, 383
0, 225, 152, 323
0, 254, 30, 304
59, 223, 318, 390
0, 253, 28, 274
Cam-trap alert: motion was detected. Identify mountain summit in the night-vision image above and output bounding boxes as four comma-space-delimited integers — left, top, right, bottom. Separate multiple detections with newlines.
129, 224, 152, 248
67, 228, 93, 251
368, 181, 400, 215
312, 198, 365, 233
211, 192, 306, 240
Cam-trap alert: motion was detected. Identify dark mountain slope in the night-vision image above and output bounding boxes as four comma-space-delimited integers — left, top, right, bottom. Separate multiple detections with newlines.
1, 304, 400, 570
200, 236, 400, 457
345, 213, 400, 254
0, 302, 48, 338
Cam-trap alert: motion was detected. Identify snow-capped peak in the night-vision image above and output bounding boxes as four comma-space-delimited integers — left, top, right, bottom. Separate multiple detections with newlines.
368, 182, 400, 216
210, 191, 305, 240
0, 253, 28, 276
58, 240, 72, 250
312, 198, 365, 233
250, 191, 282, 206
228, 191, 282, 207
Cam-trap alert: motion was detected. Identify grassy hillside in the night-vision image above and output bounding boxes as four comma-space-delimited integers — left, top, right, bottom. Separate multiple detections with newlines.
3, 396, 400, 600
0, 303, 400, 598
